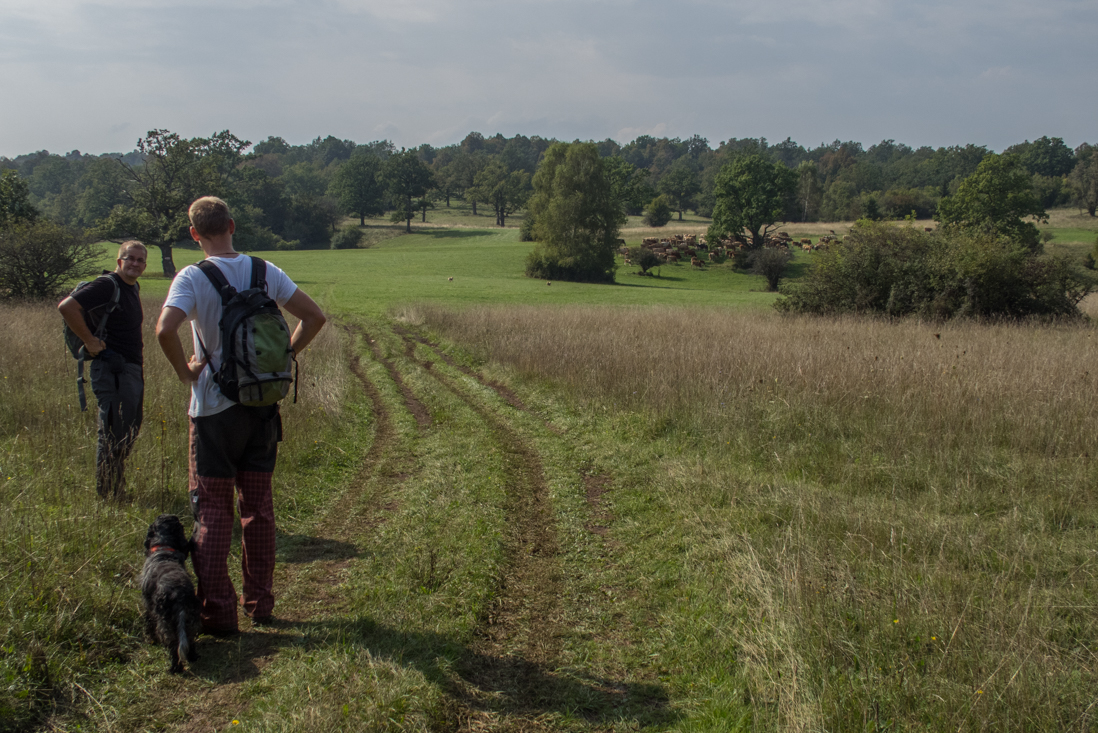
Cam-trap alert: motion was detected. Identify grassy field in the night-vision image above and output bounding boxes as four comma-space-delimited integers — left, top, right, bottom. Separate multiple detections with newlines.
3, 217, 1097, 731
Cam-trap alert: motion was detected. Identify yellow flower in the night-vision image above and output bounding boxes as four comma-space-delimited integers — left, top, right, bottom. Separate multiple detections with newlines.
232, 721, 240, 726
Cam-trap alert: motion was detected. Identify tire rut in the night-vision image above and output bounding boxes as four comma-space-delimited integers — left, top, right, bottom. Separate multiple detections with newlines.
393, 325, 567, 732
163, 321, 403, 733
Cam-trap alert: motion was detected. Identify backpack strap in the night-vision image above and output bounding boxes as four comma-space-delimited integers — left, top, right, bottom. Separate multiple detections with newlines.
76, 273, 122, 412
249, 256, 268, 292
196, 260, 236, 305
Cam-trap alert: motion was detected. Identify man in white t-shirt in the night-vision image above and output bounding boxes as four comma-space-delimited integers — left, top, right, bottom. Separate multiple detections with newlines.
156, 196, 326, 635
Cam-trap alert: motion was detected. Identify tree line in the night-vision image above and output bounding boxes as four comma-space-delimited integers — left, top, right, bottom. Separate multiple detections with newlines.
2, 129, 1097, 304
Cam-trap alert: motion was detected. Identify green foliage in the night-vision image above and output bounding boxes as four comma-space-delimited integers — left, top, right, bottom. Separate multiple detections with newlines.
707, 154, 796, 248
627, 246, 661, 275
776, 220, 1093, 318
524, 142, 625, 283
657, 159, 700, 221
330, 227, 364, 250
749, 247, 792, 291
95, 129, 250, 276
0, 220, 99, 299
603, 156, 652, 216
936, 153, 1047, 253
328, 151, 385, 225
467, 160, 531, 227
382, 149, 435, 233
518, 216, 536, 242
1069, 145, 1098, 217
0, 169, 39, 228
642, 195, 673, 227
1004, 136, 1076, 178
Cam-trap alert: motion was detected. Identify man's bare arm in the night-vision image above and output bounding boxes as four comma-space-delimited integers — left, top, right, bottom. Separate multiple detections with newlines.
156, 306, 205, 384
282, 289, 327, 356
58, 296, 106, 356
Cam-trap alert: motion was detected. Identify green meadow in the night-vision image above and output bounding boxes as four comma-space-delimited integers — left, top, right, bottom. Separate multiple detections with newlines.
4, 214, 1098, 732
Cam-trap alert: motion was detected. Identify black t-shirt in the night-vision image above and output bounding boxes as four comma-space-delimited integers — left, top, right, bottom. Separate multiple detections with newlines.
71, 273, 143, 365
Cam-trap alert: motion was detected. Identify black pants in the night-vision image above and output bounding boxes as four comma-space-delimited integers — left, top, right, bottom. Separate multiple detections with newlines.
91, 357, 143, 498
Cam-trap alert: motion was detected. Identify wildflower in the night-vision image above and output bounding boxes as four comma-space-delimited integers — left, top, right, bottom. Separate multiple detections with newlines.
232, 721, 241, 726
893, 619, 899, 624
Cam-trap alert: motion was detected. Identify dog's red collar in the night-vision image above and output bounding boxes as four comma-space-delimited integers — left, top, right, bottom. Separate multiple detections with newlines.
149, 545, 184, 555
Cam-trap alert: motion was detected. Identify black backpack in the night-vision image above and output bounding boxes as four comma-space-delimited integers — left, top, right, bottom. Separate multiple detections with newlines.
62, 272, 128, 411
195, 257, 297, 407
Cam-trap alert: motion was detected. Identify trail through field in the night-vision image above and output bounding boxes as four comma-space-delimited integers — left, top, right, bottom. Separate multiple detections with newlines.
136, 319, 630, 733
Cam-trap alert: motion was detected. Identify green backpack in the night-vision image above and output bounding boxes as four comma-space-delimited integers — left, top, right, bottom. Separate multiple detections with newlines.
195, 257, 297, 407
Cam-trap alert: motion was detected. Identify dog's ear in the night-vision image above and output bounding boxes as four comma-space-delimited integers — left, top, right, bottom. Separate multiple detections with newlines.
144, 524, 155, 553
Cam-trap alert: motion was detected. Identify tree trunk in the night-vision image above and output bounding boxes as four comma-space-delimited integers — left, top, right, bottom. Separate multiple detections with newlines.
471, 200, 478, 216
678, 210, 683, 221
360, 214, 366, 226
159, 243, 177, 278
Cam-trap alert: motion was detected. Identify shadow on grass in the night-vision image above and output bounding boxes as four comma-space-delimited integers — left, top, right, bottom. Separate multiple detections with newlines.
421, 229, 497, 240
276, 532, 360, 564
192, 615, 681, 728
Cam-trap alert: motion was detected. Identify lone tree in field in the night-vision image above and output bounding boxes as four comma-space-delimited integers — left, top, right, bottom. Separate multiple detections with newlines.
524, 142, 626, 283
936, 153, 1047, 252
382, 149, 435, 233
1070, 144, 1098, 217
657, 159, 700, 221
328, 150, 386, 225
96, 129, 250, 277
707, 154, 796, 249
467, 159, 532, 227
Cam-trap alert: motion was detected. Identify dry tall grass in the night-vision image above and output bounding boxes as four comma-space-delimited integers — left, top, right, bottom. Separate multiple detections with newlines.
418, 304, 1098, 730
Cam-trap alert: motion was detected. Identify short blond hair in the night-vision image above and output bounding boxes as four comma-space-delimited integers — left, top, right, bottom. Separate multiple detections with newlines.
188, 196, 233, 237
117, 240, 147, 260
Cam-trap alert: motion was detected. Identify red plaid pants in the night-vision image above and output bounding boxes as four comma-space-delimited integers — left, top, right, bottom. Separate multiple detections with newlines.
188, 405, 280, 631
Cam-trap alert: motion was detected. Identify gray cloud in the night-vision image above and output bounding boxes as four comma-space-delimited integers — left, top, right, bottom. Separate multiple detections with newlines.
1, 0, 1094, 157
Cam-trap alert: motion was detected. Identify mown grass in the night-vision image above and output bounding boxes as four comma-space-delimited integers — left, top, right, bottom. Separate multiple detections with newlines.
415, 304, 1098, 731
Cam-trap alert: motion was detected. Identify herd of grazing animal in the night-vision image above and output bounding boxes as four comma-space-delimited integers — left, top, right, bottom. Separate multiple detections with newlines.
621, 230, 845, 269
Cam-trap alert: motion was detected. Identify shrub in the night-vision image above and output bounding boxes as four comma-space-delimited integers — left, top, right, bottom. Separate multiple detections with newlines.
331, 227, 364, 250
749, 247, 793, 291
0, 220, 99, 299
518, 216, 536, 242
776, 220, 1093, 319
627, 246, 661, 275
642, 196, 673, 227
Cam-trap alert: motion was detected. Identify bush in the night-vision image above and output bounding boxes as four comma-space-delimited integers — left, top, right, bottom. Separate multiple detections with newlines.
518, 216, 536, 242
749, 247, 793, 291
627, 246, 661, 275
776, 220, 1094, 319
642, 196, 673, 227
0, 220, 99, 299
330, 227, 364, 250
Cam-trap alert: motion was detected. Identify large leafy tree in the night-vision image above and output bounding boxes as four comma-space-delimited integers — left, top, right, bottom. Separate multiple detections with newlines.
96, 129, 250, 276
0, 170, 39, 228
1004, 136, 1076, 178
707, 154, 796, 249
936, 153, 1047, 252
1070, 144, 1098, 217
602, 156, 652, 216
524, 142, 625, 283
382, 149, 435, 233
657, 159, 700, 221
328, 151, 385, 225
467, 160, 531, 227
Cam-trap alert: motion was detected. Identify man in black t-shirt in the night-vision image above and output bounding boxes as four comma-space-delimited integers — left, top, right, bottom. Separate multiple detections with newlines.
58, 241, 148, 499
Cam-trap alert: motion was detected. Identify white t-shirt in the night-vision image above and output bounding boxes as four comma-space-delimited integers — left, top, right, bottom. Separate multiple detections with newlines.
163, 254, 298, 418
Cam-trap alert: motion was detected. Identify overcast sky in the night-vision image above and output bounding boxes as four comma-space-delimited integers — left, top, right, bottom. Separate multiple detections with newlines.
1, 0, 1094, 158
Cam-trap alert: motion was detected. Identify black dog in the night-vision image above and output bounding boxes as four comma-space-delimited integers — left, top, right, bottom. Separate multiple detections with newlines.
140, 514, 202, 673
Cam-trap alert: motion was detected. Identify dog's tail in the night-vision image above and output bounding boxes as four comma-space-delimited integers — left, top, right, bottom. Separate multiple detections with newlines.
177, 610, 191, 664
